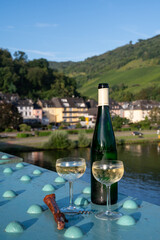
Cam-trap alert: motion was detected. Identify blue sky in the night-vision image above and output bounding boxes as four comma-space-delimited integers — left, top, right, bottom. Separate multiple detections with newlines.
1, 0, 160, 62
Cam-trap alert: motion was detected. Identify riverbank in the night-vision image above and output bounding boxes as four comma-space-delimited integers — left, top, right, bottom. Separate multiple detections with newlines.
0, 130, 160, 153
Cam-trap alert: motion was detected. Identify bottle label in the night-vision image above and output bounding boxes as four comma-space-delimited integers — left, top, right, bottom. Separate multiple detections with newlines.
98, 88, 109, 106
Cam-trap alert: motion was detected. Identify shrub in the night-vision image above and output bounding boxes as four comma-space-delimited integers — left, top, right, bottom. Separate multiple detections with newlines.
19, 124, 31, 132
116, 138, 125, 145
47, 124, 52, 130
17, 133, 32, 138
79, 116, 85, 121
78, 131, 91, 148
113, 127, 121, 131
85, 129, 94, 134
68, 139, 77, 149
67, 129, 79, 135
5, 128, 13, 132
121, 128, 131, 131
34, 130, 39, 136
76, 122, 82, 129
37, 131, 52, 137
43, 130, 72, 149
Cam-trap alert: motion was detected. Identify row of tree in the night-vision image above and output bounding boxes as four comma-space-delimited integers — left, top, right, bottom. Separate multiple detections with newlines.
0, 49, 79, 100
112, 109, 160, 131
110, 84, 160, 102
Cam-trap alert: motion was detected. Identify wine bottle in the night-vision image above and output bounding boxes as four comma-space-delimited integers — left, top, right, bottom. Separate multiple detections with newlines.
91, 83, 118, 205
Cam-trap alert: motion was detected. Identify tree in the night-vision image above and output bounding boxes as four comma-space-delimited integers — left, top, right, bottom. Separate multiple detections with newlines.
79, 116, 85, 121
0, 102, 23, 131
149, 107, 160, 124
112, 116, 130, 130
13, 51, 28, 62
28, 58, 49, 68
19, 124, 31, 132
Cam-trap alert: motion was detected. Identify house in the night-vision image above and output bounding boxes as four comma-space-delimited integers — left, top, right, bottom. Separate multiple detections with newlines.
110, 99, 123, 118
123, 100, 160, 123
86, 98, 123, 120
52, 97, 88, 124
38, 97, 88, 125
33, 103, 43, 122
14, 99, 34, 122
0, 92, 19, 103
37, 99, 60, 123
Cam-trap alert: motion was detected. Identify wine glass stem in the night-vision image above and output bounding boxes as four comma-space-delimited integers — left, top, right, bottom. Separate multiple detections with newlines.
69, 181, 73, 207
106, 185, 111, 214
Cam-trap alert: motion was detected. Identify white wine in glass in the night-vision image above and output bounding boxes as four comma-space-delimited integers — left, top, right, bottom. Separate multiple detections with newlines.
92, 160, 124, 220
56, 157, 86, 214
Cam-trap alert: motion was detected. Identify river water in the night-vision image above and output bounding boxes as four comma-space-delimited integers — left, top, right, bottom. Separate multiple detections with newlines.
17, 143, 160, 206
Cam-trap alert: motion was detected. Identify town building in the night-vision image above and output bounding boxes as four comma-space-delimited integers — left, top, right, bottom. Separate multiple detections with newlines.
86, 98, 123, 119
14, 99, 34, 122
0, 92, 19, 103
1, 91, 160, 125
110, 99, 123, 118
37, 97, 88, 125
15, 100, 43, 124
52, 97, 88, 124
37, 99, 61, 123
33, 103, 43, 122
122, 100, 160, 122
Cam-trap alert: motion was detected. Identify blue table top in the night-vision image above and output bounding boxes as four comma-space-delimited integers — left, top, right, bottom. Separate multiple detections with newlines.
0, 151, 23, 164
0, 159, 160, 240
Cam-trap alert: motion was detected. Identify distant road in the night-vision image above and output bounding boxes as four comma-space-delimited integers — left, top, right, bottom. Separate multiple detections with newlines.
0, 130, 158, 145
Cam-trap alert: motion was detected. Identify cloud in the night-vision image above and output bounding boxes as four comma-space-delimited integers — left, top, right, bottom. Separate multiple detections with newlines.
8, 47, 103, 62
0, 25, 15, 31
7, 25, 15, 29
9, 47, 57, 58
121, 26, 149, 38
35, 22, 58, 28
155, 30, 160, 35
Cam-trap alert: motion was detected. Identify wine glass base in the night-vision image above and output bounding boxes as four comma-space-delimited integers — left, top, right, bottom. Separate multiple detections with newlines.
95, 211, 123, 221
60, 206, 84, 215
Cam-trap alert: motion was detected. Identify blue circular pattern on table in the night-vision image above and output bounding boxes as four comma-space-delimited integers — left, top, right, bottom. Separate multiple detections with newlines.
64, 226, 83, 238
33, 169, 42, 175
54, 176, 66, 183
116, 215, 136, 226
3, 167, 13, 174
1, 154, 9, 159
27, 204, 43, 214
82, 186, 91, 194
20, 175, 31, 182
16, 163, 24, 169
3, 190, 17, 198
5, 221, 24, 233
123, 200, 138, 209
74, 197, 89, 206
42, 184, 55, 192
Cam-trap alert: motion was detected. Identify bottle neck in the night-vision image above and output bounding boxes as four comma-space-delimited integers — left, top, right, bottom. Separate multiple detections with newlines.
98, 88, 109, 106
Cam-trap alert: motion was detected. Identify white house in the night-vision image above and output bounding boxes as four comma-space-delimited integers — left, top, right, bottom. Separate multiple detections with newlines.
123, 100, 160, 122
15, 99, 34, 121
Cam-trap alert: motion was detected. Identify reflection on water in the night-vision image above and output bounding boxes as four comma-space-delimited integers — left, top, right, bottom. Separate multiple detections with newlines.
117, 144, 160, 206
18, 144, 160, 206
157, 143, 160, 152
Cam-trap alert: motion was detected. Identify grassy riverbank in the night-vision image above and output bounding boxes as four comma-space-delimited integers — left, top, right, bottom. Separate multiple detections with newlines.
0, 130, 160, 153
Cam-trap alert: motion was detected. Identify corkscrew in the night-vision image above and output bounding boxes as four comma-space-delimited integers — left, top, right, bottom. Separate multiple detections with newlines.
64, 210, 92, 215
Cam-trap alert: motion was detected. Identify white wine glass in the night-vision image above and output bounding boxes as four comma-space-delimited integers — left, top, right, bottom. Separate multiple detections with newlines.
56, 157, 86, 214
92, 160, 124, 220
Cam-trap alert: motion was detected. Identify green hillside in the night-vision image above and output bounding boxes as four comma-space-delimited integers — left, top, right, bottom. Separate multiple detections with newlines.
50, 35, 160, 101
79, 66, 160, 100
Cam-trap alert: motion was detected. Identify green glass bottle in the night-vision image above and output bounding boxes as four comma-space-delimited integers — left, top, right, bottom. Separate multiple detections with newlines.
91, 83, 118, 205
